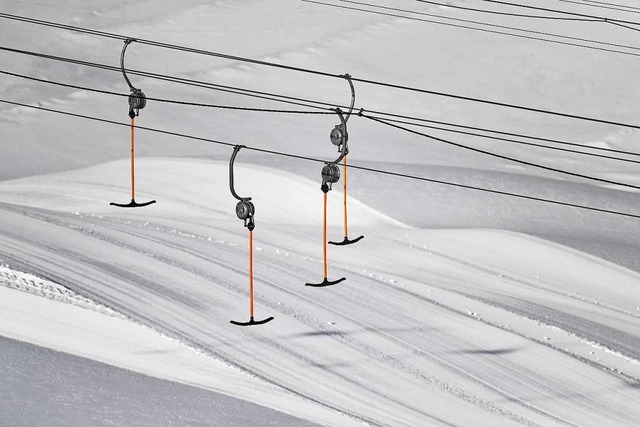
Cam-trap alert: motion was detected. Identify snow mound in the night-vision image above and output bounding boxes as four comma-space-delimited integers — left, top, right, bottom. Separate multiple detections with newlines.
0, 157, 408, 228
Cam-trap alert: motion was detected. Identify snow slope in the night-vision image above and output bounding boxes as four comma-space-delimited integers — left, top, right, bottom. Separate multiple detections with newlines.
1, 158, 639, 426
0, 268, 337, 427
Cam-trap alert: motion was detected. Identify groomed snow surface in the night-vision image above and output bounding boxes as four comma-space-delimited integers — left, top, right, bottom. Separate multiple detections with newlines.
2, 0, 640, 426
1, 159, 639, 426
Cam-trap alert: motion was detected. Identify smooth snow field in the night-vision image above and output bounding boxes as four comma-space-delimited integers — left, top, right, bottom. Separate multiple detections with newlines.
1, 0, 640, 426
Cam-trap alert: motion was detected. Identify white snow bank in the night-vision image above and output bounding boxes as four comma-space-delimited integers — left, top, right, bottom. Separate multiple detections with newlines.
0, 266, 359, 427
0, 157, 407, 228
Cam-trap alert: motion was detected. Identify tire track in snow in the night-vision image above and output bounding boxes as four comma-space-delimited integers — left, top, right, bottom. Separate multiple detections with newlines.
1, 204, 635, 426
93, 217, 563, 426
340, 267, 636, 427
0, 205, 447, 427
75, 214, 635, 426
382, 235, 640, 322
90, 218, 468, 426
376, 235, 640, 363
0, 204, 543, 426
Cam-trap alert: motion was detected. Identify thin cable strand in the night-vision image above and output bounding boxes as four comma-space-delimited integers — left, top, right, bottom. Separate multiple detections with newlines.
0, 70, 334, 115
478, 0, 640, 26
558, 0, 640, 13
302, 0, 640, 54
417, 0, 601, 20
4, 44, 639, 161
363, 114, 640, 191
372, 115, 640, 165
2, 97, 639, 220
7, 67, 639, 165
326, 0, 640, 52
2, 13, 640, 128
3, 45, 639, 160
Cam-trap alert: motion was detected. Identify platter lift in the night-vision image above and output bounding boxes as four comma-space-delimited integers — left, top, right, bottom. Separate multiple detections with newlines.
229, 145, 274, 326
110, 38, 156, 208
328, 74, 364, 246
305, 108, 351, 288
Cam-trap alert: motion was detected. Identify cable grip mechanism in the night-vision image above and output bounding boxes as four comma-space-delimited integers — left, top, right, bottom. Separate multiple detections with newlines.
120, 38, 146, 118
329, 74, 355, 148
229, 145, 255, 230
322, 108, 349, 192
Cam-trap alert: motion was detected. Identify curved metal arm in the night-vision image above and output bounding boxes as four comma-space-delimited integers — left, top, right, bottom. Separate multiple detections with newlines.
342, 74, 355, 123
229, 145, 251, 201
120, 38, 138, 92
330, 108, 349, 164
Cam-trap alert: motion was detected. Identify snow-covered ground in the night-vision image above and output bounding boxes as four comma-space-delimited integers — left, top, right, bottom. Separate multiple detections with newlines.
1, 0, 640, 425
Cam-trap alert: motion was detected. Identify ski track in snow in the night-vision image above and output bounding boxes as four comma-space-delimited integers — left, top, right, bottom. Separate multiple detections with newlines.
376, 235, 640, 361
1, 199, 639, 426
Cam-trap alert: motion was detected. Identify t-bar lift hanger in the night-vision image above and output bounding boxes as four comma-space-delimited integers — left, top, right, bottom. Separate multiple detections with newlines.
329, 74, 364, 246
110, 38, 156, 208
305, 108, 349, 288
229, 145, 274, 326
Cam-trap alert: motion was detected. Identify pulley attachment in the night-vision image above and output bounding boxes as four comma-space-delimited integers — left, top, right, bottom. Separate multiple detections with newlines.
235, 200, 256, 229
328, 74, 363, 246
321, 107, 349, 193
230, 145, 257, 230
121, 38, 147, 119
110, 38, 155, 208
321, 163, 340, 193
229, 145, 274, 326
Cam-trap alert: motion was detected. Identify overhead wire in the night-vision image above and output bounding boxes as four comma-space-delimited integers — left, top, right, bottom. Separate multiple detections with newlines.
477, 0, 640, 26
2, 12, 640, 130
0, 70, 335, 115
606, 20, 640, 32
416, 0, 600, 20
557, 0, 640, 14
304, 0, 640, 55
0, 46, 333, 112
362, 114, 640, 191
2, 97, 639, 220
3, 46, 640, 163
375, 115, 640, 165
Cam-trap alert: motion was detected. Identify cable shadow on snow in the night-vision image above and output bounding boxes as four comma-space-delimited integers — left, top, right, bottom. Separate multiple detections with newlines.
454, 347, 524, 356
286, 326, 435, 339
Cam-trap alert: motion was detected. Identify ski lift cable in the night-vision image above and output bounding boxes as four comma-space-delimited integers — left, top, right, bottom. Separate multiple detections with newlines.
362, 114, 640, 192
2, 97, 639, 221
0, 70, 334, 115
373, 116, 640, 165
4, 43, 640, 164
606, 20, 640, 32
2, 13, 640, 129
415, 0, 602, 20
476, 0, 640, 25
557, 0, 640, 14
302, 0, 640, 57
3, 45, 640, 160
340, 0, 640, 49
0, 46, 336, 112
3, 63, 640, 164
6, 55, 639, 173
417, 0, 640, 33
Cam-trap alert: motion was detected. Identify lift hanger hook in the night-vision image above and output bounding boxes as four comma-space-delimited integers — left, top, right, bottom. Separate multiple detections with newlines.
229, 145, 255, 230
341, 73, 355, 123
120, 38, 146, 118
